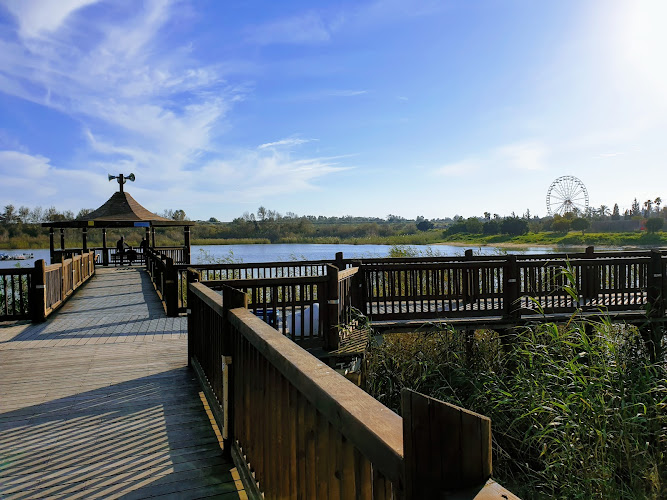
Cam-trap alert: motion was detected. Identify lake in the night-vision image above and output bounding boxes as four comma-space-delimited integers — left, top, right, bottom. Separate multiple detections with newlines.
0, 243, 589, 269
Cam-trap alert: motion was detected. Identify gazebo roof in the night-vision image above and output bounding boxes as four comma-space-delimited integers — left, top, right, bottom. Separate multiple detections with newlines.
42, 190, 191, 228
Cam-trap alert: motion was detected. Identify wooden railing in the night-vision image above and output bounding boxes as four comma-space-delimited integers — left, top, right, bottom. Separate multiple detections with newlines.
35, 251, 96, 320
145, 248, 179, 316
359, 260, 507, 320
187, 281, 517, 499
0, 268, 32, 321
154, 246, 188, 264
357, 251, 666, 323
189, 264, 360, 350
0, 252, 95, 322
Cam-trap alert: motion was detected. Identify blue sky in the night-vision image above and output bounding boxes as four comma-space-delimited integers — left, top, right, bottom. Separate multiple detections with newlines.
0, 0, 666, 221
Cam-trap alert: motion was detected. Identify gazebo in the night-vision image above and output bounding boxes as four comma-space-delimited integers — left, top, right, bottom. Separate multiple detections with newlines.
42, 174, 192, 266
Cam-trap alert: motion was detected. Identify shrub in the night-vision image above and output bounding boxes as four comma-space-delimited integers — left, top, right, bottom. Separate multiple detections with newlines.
366, 321, 666, 499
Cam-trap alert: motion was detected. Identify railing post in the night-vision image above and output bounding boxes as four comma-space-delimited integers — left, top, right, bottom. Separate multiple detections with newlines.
49, 227, 55, 263
102, 228, 109, 267
221, 285, 248, 458
463, 249, 476, 304
645, 250, 664, 362
583, 246, 597, 302
351, 261, 364, 312
165, 257, 178, 317
186, 269, 201, 367
334, 251, 345, 271
503, 254, 520, 321
31, 260, 47, 322
184, 226, 191, 264
61, 260, 66, 303
402, 389, 492, 499
325, 264, 340, 351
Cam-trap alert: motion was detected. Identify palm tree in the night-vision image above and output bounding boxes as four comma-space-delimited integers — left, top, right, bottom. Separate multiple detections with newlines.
654, 197, 661, 214
644, 200, 653, 217
599, 205, 609, 218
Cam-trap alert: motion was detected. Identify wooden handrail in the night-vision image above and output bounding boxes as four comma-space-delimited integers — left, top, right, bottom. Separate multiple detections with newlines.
229, 307, 405, 484
337, 266, 359, 281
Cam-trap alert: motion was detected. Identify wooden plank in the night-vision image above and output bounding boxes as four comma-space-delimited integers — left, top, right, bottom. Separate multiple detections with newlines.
402, 389, 492, 495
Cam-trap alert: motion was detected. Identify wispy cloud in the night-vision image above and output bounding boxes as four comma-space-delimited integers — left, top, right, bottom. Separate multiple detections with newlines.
433, 160, 479, 177
432, 140, 549, 177
0, 0, 350, 211
258, 137, 316, 150
3, 0, 99, 39
245, 1, 445, 46
245, 12, 332, 45
595, 152, 624, 158
326, 90, 368, 97
0, 150, 108, 204
496, 141, 548, 171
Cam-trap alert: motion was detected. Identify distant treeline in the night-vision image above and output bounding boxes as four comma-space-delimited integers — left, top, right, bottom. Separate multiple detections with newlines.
1, 203, 666, 249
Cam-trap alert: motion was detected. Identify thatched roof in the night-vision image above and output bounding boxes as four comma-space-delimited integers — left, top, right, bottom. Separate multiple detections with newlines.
78, 191, 170, 222
42, 191, 191, 228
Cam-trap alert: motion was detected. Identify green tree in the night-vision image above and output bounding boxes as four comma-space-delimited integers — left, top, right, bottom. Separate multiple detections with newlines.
482, 220, 500, 235
465, 217, 483, 234
571, 217, 590, 235
416, 220, 434, 231
551, 216, 571, 232
2, 204, 16, 224
611, 203, 620, 221
646, 217, 664, 233
631, 198, 641, 216
500, 217, 528, 236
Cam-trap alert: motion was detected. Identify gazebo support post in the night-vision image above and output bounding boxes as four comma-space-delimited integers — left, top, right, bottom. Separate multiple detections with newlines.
82, 228, 88, 253
60, 228, 65, 253
102, 228, 108, 266
49, 228, 55, 263
184, 226, 191, 264
151, 227, 156, 249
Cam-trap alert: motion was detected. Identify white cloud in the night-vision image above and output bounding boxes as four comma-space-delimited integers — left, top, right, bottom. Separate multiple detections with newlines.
496, 141, 548, 171
3, 0, 99, 39
258, 137, 315, 150
595, 152, 624, 158
326, 90, 368, 97
245, 12, 332, 45
0, 1, 352, 215
0, 150, 108, 205
433, 160, 479, 177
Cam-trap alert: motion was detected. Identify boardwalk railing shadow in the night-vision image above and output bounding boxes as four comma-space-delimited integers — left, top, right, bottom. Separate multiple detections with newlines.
0, 368, 241, 499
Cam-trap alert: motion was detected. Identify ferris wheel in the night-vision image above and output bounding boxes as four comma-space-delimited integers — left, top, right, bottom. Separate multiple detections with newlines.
546, 176, 589, 216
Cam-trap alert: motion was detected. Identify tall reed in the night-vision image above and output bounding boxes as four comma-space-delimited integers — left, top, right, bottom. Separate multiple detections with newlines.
366, 320, 665, 498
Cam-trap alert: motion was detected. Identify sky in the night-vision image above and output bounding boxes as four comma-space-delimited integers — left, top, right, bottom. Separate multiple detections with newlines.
0, 0, 666, 221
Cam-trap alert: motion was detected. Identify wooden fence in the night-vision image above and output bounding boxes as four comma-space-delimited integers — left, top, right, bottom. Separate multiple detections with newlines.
187, 280, 517, 499
187, 264, 357, 350
0, 251, 95, 322
357, 251, 665, 322
0, 268, 32, 321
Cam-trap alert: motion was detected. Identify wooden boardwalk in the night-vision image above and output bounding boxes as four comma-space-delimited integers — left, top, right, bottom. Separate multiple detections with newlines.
0, 267, 244, 499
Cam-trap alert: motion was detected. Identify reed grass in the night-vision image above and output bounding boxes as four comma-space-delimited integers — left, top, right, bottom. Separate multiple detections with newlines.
366, 320, 665, 498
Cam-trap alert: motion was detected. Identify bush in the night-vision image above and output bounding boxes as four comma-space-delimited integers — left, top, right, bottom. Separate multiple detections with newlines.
366, 321, 666, 499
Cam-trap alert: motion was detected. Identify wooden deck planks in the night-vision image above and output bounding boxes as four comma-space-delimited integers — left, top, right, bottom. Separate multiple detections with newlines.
0, 267, 244, 500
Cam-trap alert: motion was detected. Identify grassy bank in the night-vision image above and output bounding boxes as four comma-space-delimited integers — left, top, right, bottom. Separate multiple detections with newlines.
440, 231, 667, 247
3, 227, 667, 250
365, 320, 666, 499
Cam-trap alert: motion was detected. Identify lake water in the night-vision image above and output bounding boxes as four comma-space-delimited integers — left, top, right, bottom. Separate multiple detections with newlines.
0, 243, 584, 269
